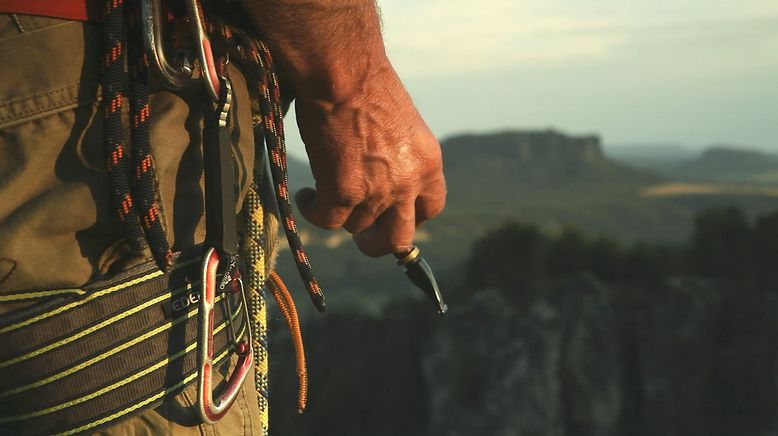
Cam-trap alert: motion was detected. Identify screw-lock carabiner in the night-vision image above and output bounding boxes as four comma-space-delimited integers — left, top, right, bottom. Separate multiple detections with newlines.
140, 0, 221, 101
198, 247, 253, 424
140, 0, 194, 90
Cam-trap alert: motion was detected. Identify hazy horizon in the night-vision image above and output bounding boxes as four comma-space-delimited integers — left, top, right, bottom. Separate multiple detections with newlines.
283, 0, 778, 161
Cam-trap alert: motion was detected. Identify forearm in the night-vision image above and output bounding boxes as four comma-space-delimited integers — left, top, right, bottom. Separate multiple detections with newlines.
244, 0, 390, 102
242, 0, 446, 257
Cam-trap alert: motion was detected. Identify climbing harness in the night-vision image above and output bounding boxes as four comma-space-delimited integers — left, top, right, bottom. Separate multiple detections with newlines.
0, 250, 248, 435
139, 0, 321, 429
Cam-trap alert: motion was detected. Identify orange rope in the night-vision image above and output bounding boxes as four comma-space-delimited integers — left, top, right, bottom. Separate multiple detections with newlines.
267, 271, 308, 413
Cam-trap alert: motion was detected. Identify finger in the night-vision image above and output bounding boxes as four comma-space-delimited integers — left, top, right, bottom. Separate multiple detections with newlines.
295, 187, 353, 230
353, 203, 415, 257
414, 179, 446, 226
415, 187, 446, 227
342, 201, 390, 234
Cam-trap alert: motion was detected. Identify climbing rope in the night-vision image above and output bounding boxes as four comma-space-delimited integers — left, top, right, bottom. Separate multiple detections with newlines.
101, 3, 318, 431
223, 23, 316, 428
127, 4, 173, 269
235, 30, 327, 314
102, 0, 146, 252
243, 171, 271, 434
102, 0, 172, 269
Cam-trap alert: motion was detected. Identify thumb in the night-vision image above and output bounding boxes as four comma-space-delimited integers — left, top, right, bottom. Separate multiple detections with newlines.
294, 187, 317, 215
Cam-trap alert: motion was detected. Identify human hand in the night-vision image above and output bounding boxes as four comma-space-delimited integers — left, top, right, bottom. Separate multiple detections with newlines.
293, 63, 446, 257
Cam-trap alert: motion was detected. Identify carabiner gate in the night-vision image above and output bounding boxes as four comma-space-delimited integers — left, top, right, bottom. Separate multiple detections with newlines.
198, 247, 253, 424
184, 0, 221, 102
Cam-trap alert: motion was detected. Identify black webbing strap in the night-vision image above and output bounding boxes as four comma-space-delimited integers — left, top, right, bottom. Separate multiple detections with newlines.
0, 248, 247, 435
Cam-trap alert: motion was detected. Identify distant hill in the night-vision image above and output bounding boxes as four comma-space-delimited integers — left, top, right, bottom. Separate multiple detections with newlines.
444, 131, 656, 186
443, 130, 658, 193
604, 143, 702, 172
669, 146, 778, 184
288, 129, 658, 217
439, 130, 664, 231
606, 144, 778, 185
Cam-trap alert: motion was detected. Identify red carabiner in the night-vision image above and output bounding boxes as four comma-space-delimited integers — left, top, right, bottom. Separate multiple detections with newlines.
198, 247, 253, 424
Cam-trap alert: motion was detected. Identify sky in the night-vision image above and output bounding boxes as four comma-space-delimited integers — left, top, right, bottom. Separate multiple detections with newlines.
284, 0, 778, 160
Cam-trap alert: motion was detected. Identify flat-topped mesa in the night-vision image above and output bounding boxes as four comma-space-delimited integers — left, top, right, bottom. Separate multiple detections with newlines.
442, 129, 604, 166
698, 146, 771, 165
439, 129, 660, 189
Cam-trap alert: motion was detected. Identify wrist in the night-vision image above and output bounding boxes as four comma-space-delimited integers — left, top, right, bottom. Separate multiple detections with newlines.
287, 49, 394, 105
246, 0, 390, 102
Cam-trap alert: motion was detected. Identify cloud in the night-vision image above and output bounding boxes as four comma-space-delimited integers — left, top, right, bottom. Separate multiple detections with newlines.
380, 0, 624, 77
379, 0, 778, 79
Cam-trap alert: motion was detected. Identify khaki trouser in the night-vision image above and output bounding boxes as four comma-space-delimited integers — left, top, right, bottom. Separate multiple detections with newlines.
0, 14, 266, 434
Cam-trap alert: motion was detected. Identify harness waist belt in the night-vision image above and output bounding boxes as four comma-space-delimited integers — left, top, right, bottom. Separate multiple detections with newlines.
0, 248, 248, 435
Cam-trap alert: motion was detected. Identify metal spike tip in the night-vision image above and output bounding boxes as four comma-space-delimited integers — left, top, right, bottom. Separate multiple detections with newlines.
394, 246, 448, 315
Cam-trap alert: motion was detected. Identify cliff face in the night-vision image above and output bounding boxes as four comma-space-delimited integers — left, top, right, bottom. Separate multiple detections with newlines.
422, 279, 622, 436
443, 130, 604, 164
268, 276, 778, 436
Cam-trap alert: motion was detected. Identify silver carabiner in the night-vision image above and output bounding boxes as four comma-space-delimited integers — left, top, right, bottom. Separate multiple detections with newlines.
198, 247, 253, 424
140, 0, 194, 90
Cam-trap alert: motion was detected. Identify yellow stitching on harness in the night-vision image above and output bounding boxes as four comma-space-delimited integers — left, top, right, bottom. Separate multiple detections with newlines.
0, 281, 201, 369
0, 292, 230, 398
0, 257, 198, 334
0, 307, 244, 424
52, 337, 238, 436
0, 288, 85, 302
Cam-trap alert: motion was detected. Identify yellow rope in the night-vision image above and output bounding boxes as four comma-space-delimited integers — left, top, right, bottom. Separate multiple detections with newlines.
244, 175, 270, 435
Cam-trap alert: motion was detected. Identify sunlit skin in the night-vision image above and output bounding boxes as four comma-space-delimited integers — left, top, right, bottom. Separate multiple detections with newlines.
246, 0, 447, 257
